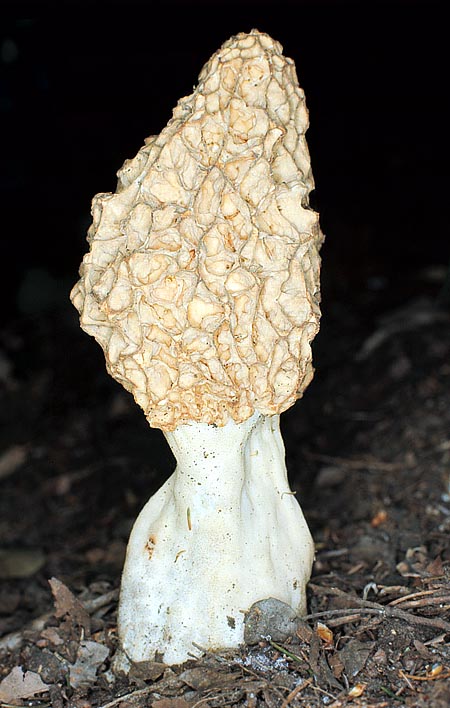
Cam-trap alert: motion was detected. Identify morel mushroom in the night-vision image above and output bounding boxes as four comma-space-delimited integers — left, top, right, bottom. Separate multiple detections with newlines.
71, 29, 323, 668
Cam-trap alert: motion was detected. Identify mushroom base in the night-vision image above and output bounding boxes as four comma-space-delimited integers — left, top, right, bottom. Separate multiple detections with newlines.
115, 412, 314, 669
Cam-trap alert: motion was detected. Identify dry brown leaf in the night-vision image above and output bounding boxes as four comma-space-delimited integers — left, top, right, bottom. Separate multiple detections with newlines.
128, 660, 166, 681
371, 509, 388, 527
296, 620, 313, 643
0, 666, 49, 704
316, 621, 333, 644
339, 639, 373, 678
426, 556, 444, 576
328, 652, 344, 679
348, 682, 366, 698
430, 664, 444, 677
69, 640, 110, 688
179, 667, 239, 691
40, 627, 64, 646
48, 577, 91, 634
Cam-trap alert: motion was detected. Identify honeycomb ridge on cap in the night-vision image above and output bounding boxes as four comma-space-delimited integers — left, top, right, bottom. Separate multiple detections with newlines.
71, 30, 323, 431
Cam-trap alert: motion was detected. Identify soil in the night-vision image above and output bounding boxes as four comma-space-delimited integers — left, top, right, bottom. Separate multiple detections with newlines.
1, 285, 449, 707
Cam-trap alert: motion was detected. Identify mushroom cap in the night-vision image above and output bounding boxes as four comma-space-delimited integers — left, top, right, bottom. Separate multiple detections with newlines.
71, 29, 323, 431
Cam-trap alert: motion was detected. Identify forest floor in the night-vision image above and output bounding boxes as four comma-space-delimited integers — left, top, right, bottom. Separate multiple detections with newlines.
1, 288, 449, 707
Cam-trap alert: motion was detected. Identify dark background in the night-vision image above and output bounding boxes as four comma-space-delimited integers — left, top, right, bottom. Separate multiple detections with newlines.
0, 0, 448, 320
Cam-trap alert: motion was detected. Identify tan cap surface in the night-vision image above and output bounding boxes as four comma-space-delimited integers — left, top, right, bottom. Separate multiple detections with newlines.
71, 30, 323, 430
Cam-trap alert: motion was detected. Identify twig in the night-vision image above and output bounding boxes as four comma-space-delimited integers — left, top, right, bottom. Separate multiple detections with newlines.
280, 678, 313, 708
98, 687, 152, 708
399, 669, 450, 682
1, 704, 47, 708
303, 607, 384, 622
389, 593, 450, 610
329, 612, 381, 628
83, 588, 119, 613
309, 683, 338, 700
398, 670, 416, 691
424, 633, 447, 646
308, 584, 450, 632
388, 589, 436, 605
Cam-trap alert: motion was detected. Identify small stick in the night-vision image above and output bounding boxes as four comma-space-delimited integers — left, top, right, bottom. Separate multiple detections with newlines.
400, 670, 450, 682
309, 584, 450, 632
280, 678, 313, 708
98, 687, 152, 708
303, 607, 384, 621
389, 594, 450, 610
388, 589, 436, 606
327, 613, 370, 627
398, 670, 416, 691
